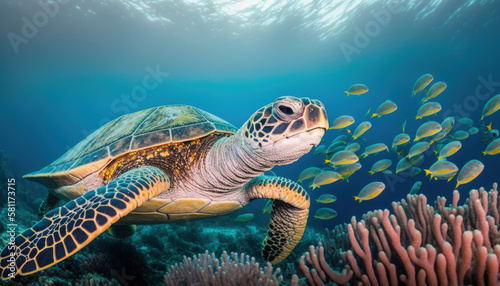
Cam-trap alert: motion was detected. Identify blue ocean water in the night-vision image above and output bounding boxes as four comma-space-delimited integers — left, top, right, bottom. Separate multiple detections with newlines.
1, 0, 500, 284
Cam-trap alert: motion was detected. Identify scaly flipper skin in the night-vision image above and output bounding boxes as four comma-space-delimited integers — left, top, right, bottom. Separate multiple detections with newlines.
246, 175, 310, 264
0, 166, 169, 279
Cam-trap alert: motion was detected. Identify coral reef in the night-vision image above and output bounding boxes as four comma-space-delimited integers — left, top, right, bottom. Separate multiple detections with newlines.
299, 183, 500, 285
164, 250, 282, 286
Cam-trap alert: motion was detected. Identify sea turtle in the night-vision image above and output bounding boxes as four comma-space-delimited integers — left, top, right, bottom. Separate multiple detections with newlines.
0, 96, 328, 279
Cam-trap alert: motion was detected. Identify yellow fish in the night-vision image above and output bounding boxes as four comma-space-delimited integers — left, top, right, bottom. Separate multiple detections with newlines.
410, 167, 422, 177
369, 159, 392, 175
483, 138, 500, 155
455, 160, 484, 189
437, 141, 462, 160
314, 208, 337, 219
459, 117, 474, 127
481, 94, 500, 120
410, 181, 422, 195
407, 142, 430, 159
416, 102, 442, 119
362, 143, 389, 158
371, 100, 398, 118
449, 130, 469, 140
421, 81, 447, 103
329, 115, 355, 130
313, 145, 327, 155
263, 200, 273, 214
411, 74, 434, 96
345, 142, 361, 153
334, 163, 362, 182
392, 133, 410, 148
345, 84, 369, 96
325, 151, 359, 167
332, 135, 347, 143
424, 160, 458, 181
309, 171, 342, 190
354, 182, 385, 202
440, 117, 455, 134
297, 167, 322, 183
429, 131, 447, 145
235, 213, 254, 222
352, 121, 372, 140
414, 121, 442, 141
315, 194, 337, 204
396, 154, 424, 173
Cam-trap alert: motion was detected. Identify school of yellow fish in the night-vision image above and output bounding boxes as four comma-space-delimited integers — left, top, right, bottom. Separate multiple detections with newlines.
295, 77, 500, 220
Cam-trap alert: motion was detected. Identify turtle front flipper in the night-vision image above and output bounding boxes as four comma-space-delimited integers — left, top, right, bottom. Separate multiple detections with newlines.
0, 166, 169, 279
246, 175, 310, 264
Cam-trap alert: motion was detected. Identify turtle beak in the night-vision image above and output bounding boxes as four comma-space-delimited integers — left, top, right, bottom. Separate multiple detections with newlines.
303, 98, 329, 131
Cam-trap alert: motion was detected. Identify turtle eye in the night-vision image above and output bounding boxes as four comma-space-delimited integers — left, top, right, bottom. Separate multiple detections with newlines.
279, 105, 294, 115
273, 97, 304, 121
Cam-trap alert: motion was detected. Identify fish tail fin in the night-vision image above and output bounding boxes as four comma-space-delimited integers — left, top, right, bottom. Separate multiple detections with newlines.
324, 159, 330, 164
455, 182, 460, 189
437, 157, 442, 161
424, 169, 431, 177
416, 116, 419, 120
314, 199, 319, 203
397, 150, 404, 156
434, 150, 438, 155
371, 113, 378, 118
487, 122, 492, 131
353, 196, 361, 202
297, 179, 302, 183
347, 129, 351, 133
344, 91, 349, 96
328, 126, 333, 130
447, 174, 456, 182
483, 151, 487, 156
369, 171, 374, 175
429, 140, 435, 145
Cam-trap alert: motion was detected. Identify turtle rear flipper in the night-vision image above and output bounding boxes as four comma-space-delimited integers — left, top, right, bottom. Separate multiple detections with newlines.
246, 175, 310, 264
0, 166, 169, 279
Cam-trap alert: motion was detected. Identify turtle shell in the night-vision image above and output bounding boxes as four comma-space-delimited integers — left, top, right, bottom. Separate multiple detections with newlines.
25, 105, 237, 187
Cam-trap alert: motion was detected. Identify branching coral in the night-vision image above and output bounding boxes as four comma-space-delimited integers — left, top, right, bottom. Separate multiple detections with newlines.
164, 250, 282, 286
299, 183, 500, 285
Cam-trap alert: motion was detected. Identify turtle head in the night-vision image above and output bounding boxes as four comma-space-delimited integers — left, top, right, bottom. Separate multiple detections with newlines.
242, 96, 328, 165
